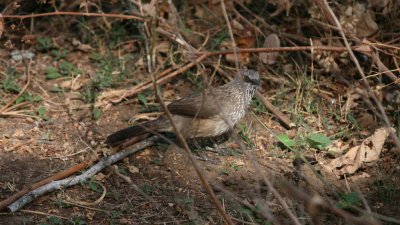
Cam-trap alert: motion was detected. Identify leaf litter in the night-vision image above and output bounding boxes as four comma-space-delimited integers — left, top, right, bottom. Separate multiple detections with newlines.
322, 127, 394, 178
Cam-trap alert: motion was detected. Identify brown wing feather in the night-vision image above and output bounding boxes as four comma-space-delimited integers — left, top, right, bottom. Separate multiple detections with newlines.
167, 94, 218, 118
167, 80, 243, 119
167, 89, 225, 118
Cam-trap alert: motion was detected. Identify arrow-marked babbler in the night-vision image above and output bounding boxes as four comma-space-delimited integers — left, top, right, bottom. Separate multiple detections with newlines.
106, 69, 260, 147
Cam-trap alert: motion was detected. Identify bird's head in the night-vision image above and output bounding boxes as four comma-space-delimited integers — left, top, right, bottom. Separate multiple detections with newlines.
240, 69, 260, 86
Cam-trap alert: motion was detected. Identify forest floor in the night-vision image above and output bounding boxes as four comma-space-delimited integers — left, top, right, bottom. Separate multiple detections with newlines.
1, 1, 400, 225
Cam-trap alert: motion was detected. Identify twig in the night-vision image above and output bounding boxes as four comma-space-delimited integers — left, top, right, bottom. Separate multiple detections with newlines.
221, 0, 240, 73
199, 46, 354, 56
7, 137, 158, 212
255, 91, 295, 129
2, 102, 31, 113
2, 11, 144, 21
64, 181, 106, 206
152, 75, 234, 224
0, 160, 91, 211
60, 200, 111, 215
113, 165, 132, 184
370, 51, 400, 85
137, 0, 154, 73
111, 54, 208, 104
20, 209, 69, 220
0, 111, 39, 119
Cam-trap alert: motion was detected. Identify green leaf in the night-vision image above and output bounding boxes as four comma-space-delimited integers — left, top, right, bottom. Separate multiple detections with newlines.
33, 95, 42, 102
46, 67, 61, 79
87, 180, 101, 192
2, 67, 20, 93
93, 107, 102, 120
50, 49, 68, 59
59, 61, 75, 75
36, 37, 53, 51
15, 93, 30, 104
220, 169, 229, 175
277, 134, 295, 147
37, 106, 47, 118
89, 52, 102, 61
50, 86, 63, 92
15, 93, 42, 104
307, 133, 332, 150
138, 93, 147, 105
337, 192, 361, 209
47, 216, 63, 225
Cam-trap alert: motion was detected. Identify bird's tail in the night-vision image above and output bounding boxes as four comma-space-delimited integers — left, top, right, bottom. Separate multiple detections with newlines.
106, 117, 170, 147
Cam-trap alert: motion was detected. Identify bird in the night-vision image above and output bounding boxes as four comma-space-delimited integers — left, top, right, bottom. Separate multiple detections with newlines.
106, 69, 260, 147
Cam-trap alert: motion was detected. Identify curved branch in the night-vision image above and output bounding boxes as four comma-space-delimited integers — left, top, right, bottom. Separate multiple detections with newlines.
7, 137, 157, 212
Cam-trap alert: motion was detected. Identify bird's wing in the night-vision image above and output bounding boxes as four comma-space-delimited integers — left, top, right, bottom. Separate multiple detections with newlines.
167, 90, 224, 118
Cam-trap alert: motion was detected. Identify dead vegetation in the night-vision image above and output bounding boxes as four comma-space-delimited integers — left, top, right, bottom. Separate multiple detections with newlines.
0, 0, 400, 224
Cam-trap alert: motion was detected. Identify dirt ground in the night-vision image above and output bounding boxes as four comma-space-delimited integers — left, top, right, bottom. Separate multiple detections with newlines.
1, 1, 400, 225
0, 55, 399, 224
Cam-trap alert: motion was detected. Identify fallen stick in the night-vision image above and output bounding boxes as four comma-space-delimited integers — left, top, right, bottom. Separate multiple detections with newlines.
0, 161, 90, 211
7, 137, 158, 212
255, 91, 296, 129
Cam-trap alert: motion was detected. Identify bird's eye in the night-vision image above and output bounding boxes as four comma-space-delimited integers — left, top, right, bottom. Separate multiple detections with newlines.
244, 75, 259, 86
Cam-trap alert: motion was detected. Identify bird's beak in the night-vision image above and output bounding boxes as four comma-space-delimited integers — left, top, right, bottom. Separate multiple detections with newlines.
253, 79, 260, 86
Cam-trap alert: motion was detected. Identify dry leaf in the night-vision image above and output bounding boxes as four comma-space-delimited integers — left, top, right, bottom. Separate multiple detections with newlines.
136, 148, 151, 159
94, 173, 106, 181
353, 4, 379, 38
86, 211, 95, 221
60, 78, 91, 91
95, 89, 129, 108
260, 34, 280, 65
343, 87, 363, 117
233, 159, 245, 166
194, 4, 205, 18
326, 140, 349, 155
72, 38, 94, 52
269, 0, 294, 17
155, 41, 171, 54
128, 165, 139, 174
12, 129, 24, 137
142, 0, 157, 17
223, 27, 255, 65
323, 127, 394, 178
354, 44, 372, 57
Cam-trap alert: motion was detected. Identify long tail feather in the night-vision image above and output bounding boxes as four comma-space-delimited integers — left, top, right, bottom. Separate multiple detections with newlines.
106, 118, 168, 147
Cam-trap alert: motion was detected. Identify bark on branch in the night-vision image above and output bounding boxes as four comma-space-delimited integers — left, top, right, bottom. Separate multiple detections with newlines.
8, 137, 157, 212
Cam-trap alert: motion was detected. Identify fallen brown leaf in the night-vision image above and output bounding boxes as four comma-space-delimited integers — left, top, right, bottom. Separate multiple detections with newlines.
326, 140, 349, 155
260, 33, 280, 65
60, 78, 91, 91
354, 4, 379, 38
323, 127, 394, 178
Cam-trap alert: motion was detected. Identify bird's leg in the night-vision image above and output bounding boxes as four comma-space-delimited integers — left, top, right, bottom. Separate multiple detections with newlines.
205, 129, 234, 152
177, 137, 222, 164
